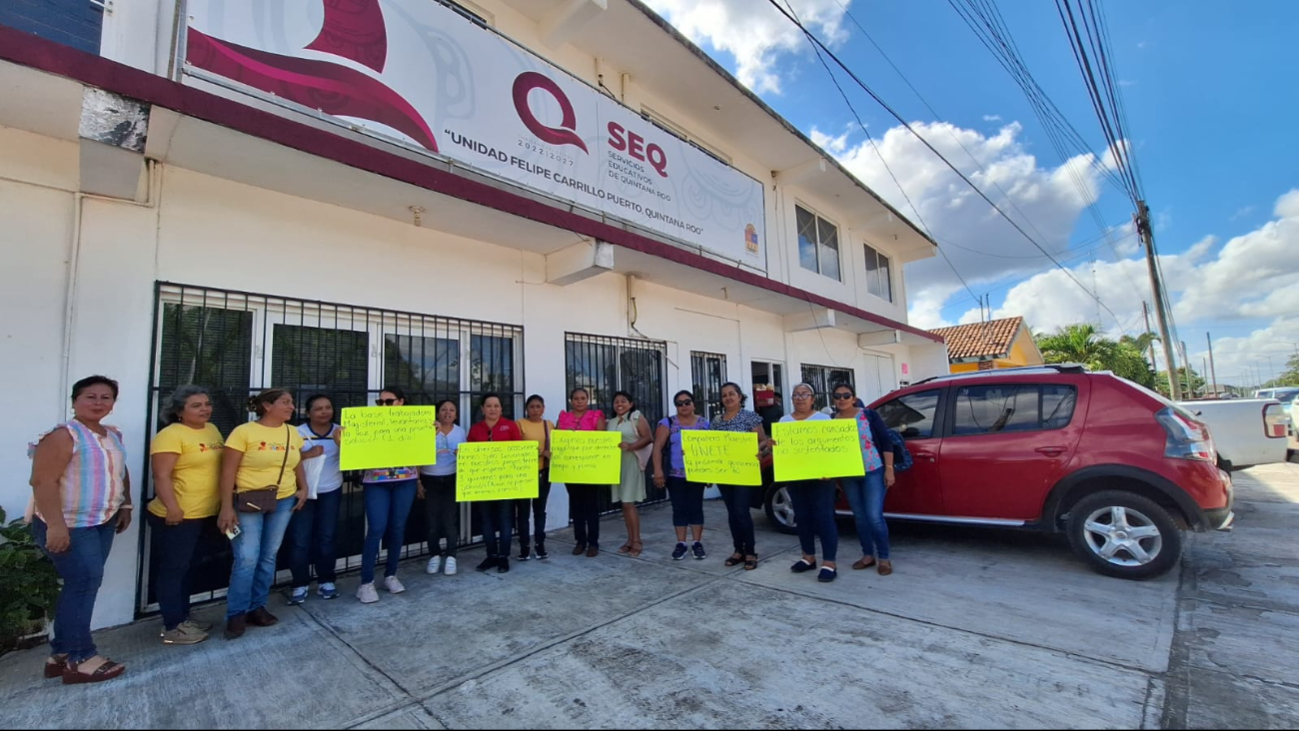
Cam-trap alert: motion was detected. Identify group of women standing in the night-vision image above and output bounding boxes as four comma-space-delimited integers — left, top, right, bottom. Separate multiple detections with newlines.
25, 375, 898, 685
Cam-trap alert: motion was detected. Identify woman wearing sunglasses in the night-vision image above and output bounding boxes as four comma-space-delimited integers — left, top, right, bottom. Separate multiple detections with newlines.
831, 383, 896, 576
778, 383, 839, 583
356, 387, 422, 604
710, 382, 769, 571
558, 387, 607, 557
652, 390, 711, 560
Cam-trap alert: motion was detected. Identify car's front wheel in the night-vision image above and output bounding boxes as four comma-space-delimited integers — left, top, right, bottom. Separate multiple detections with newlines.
763, 484, 798, 534
1066, 490, 1182, 580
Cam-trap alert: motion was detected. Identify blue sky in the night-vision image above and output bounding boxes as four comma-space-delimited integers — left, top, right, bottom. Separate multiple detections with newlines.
646, 0, 1299, 388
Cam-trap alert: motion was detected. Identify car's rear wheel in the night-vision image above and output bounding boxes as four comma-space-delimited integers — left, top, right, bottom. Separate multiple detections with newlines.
1066, 491, 1182, 580
763, 484, 798, 534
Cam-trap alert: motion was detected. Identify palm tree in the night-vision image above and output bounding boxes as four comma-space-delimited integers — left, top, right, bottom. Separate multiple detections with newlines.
1035, 324, 1158, 389
1036, 324, 1118, 371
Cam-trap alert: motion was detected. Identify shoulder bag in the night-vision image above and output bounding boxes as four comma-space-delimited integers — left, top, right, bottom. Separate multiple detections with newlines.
236, 425, 291, 513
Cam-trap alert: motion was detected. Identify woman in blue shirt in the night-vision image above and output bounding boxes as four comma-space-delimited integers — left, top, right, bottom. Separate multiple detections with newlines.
652, 390, 711, 560
830, 382, 896, 576
419, 399, 467, 577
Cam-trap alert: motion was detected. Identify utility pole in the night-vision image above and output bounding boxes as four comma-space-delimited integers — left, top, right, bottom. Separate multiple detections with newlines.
1206, 332, 1219, 397
1142, 301, 1159, 372
1180, 340, 1192, 396
1136, 201, 1181, 399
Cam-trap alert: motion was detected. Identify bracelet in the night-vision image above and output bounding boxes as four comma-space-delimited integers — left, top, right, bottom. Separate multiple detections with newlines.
118, 505, 134, 510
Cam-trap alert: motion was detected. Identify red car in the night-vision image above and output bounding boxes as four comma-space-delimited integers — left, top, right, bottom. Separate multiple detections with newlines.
762, 365, 1235, 580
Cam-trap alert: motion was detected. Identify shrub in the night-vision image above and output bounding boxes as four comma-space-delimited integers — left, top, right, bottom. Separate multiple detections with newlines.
0, 506, 60, 652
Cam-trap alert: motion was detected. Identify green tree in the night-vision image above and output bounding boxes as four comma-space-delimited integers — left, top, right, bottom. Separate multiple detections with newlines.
1035, 324, 1158, 389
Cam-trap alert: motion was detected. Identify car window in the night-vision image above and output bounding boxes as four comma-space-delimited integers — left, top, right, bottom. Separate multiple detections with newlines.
877, 390, 940, 439
952, 384, 1077, 436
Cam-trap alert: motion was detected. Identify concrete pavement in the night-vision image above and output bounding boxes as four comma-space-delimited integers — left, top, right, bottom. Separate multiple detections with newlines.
2, 464, 1297, 729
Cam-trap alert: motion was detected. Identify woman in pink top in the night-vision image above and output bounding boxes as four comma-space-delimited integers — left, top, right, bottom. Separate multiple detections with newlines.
558, 387, 607, 556
27, 375, 133, 685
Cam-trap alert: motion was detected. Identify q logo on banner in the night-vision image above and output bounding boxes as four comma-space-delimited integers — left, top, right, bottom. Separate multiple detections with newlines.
513, 72, 589, 153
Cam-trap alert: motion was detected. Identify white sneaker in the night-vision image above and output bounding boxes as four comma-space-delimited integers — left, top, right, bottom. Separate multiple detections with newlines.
383, 575, 406, 594
444, 557, 458, 576
357, 582, 379, 604
426, 556, 442, 575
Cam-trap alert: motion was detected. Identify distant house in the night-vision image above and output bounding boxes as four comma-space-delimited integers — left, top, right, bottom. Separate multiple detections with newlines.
930, 317, 1045, 373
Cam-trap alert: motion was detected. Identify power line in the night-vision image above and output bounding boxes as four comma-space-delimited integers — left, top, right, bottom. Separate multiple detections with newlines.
763, 0, 1130, 333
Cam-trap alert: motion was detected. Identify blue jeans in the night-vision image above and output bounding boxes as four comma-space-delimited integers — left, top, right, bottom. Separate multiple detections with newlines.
289, 488, 341, 588
32, 517, 116, 662
717, 485, 757, 555
227, 497, 295, 619
361, 479, 418, 584
843, 470, 890, 560
667, 477, 705, 528
788, 480, 838, 562
148, 513, 207, 630
479, 500, 515, 558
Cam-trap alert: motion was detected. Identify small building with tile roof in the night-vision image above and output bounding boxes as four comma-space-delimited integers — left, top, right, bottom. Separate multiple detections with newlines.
929, 316, 1045, 373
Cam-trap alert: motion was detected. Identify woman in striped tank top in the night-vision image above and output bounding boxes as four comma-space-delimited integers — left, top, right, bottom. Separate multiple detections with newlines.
28, 375, 133, 685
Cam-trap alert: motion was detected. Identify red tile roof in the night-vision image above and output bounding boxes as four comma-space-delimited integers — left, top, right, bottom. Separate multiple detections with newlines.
930, 317, 1025, 360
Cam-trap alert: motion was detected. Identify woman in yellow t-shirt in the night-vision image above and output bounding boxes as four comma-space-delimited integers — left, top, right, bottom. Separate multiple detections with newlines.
148, 386, 225, 646
514, 394, 555, 561
217, 389, 307, 640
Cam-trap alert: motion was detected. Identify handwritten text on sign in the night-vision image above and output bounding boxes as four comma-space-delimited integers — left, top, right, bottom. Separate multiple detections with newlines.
339, 406, 438, 471
548, 430, 621, 485
682, 431, 762, 486
456, 442, 539, 501
772, 420, 865, 482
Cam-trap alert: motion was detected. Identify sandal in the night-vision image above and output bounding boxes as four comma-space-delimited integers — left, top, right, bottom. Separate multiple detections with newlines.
44, 654, 69, 679
852, 557, 877, 571
743, 555, 759, 571
878, 560, 893, 576
724, 553, 744, 567
629, 541, 643, 557
617, 543, 633, 554
62, 656, 126, 685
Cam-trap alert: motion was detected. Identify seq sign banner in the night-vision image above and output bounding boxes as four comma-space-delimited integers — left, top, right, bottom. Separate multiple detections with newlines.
184, 0, 767, 270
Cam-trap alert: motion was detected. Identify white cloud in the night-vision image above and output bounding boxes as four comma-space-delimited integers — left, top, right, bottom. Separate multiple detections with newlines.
1230, 205, 1256, 221
643, 0, 851, 93
960, 189, 1299, 386
807, 120, 1107, 328
983, 114, 1003, 122
810, 126, 850, 154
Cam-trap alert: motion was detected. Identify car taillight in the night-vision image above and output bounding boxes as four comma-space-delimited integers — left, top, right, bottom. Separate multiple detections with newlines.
1264, 403, 1289, 439
1156, 407, 1216, 461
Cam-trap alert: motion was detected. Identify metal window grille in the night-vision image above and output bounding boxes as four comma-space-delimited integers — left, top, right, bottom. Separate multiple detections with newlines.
137, 282, 524, 616
563, 332, 669, 513
690, 352, 728, 421
800, 363, 856, 413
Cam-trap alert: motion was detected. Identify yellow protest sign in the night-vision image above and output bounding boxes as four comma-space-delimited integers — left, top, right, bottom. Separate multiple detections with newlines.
456, 442, 539, 501
772, 419, 865, 482
548, 430, 621, 485
682, 431, 762, 486
339, 406, 438, 471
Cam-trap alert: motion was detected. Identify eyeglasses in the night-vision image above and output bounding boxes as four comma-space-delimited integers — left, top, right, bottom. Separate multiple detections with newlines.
833, 393, 854, 400
792, 392, 813, 400
675, 399, 693, 407
375, 398, 398, 406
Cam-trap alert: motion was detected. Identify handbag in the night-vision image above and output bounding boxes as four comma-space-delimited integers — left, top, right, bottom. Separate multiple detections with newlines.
631, 412, 653, 471
236, 425, 291, 513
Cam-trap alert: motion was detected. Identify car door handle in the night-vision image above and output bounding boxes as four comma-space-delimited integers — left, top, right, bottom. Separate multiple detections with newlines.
912, 450, 936, 462
1035, 446, 1067, 457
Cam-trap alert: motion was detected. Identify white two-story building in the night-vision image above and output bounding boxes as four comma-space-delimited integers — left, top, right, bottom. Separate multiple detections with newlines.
0, 0, 948, 628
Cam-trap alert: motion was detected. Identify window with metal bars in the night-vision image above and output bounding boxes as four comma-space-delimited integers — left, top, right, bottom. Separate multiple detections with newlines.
690, 352, 728, 421
563, 332, 669, 512
138, 282, 524, 615
800, 363, 856, 413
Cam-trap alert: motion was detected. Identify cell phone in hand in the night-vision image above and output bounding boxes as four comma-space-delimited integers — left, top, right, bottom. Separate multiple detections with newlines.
225, 525, 242, 540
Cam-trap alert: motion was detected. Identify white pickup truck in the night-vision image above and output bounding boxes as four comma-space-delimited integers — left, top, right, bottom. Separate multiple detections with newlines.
1178, 398, 1290, 470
